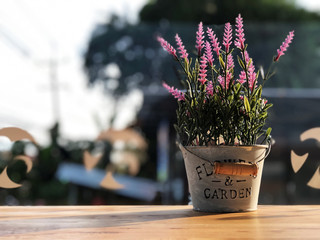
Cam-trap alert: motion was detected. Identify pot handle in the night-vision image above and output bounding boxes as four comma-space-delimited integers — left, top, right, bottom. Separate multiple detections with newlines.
214, 162, 258, 177
179, 138, 272, 177
214, 138, 271, 177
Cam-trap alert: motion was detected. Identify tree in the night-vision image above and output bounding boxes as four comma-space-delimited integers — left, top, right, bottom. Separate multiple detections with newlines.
140, 0, 320, 24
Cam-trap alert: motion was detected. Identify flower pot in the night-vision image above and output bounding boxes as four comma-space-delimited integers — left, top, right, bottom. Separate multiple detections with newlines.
179, 144, 269, 213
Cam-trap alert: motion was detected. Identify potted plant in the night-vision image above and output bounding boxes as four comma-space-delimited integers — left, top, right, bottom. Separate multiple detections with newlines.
157, 14, 294, 212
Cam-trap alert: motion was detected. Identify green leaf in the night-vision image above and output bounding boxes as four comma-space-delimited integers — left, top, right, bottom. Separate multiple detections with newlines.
263, 103, 273, 111
244, 44, 248, 52
259, 112, 267, 119
212, 66, 219, 74
189, 58, 193, 67
234, 83, 241, 95
266, 127, 272, 137
237, 55, 246, 70
244, 96, 251, 113
184, 57, 189, 69
259, 127, 272, 144
266, 71, 276, 80
256, 85, 262, 99
251, 124, 264, 132
219, 55, 225, 69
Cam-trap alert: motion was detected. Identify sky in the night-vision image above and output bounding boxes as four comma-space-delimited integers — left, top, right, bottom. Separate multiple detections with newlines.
296, 0, 320, 12
0, 0, 147, 145
0, 0, 318, 146
0, 0, 148, 58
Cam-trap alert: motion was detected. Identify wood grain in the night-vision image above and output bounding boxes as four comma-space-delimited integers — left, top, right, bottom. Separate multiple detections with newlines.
0, 205, 320, 239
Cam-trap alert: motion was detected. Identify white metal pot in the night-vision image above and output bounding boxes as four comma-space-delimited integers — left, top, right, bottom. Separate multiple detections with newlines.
180, 144, 270, 213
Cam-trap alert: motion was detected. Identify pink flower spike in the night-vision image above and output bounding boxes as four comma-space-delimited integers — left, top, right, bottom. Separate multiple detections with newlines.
157, 36, 178, 59
274, 31, 294, 62
241, 51, 257, 91
218, 74, 231, 90
237, 71, 246, 84
226, 72, 232, 89
227, 54, 234, 70
206, 81, 214, 96
223, 23, 232, 53
205, 41, 214, 67
243, 50, 250, 64
234, 14, 246, 50
248, 68, 257, 91
198, 55, 207, 85
196, 22, 205, 56
218, 75, 224, 88
162, 82, 185, 101
175, 34, 189, 61
207, 27, 221, 57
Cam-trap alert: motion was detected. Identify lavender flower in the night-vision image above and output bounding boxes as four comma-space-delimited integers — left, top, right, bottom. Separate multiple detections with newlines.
226, 72, 232, 89
198, 55, 207, 85
175, 34, 189, 62
244, 51, 257, 91
205, 41, 214, 67
195, 22, 205, 56
157, 36, 177, 59
223, 23, 232, 53
227, 54, 234, 71
217, 75, 224, 88
234, 14, 246, 50
238, 71, 246, 84
162, 82, 185, 101
207, 27, 221, 57
248, 67, 256, 91
218, 72, 232, 90
274, 31, 294, 62
206, 81, 214, 96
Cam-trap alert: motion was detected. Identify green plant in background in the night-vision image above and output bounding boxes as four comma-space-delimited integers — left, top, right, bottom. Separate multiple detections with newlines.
158, 14, 294, 146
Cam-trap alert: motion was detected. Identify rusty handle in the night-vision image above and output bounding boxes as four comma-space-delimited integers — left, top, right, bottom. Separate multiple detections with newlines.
213, 162, 258, 177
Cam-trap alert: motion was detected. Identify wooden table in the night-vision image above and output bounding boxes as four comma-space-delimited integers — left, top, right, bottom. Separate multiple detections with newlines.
0, 205, 319, 239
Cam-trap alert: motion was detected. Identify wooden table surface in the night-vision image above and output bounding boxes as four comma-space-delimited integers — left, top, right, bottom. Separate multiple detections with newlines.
0, 205, 320, 239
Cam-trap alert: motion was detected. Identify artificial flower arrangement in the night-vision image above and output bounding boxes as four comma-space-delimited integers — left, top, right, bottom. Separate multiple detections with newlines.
158, 14, 294, 147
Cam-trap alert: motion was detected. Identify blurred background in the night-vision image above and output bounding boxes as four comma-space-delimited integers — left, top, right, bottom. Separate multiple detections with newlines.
0, 0, 319, 206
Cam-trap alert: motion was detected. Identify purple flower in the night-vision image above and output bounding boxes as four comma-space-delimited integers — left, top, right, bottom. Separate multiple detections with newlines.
226, 72, 232, 89
248, 67, 256, 91
274, 31, 294, 62
198, 55, 207, 85
162, 82, 185, 101
234, 14, 246, 50
175, 34, 189, 61
223, 23, 232, 53
243, 50, 250, 63
244, 51, 257, 91
157, 36, 177, 59
227, 54, 234, 70
195, 22, 205, 56
207, 27, 221, 57
205, 41, 214, 67
206, 81, 214, 96
237, 51, 257, 90
237, 71, 246, 84
218, 72, 232, 90
218, 75, 224, 88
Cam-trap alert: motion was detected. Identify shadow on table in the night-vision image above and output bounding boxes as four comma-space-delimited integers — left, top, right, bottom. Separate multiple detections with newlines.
0, 207, 215, 236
